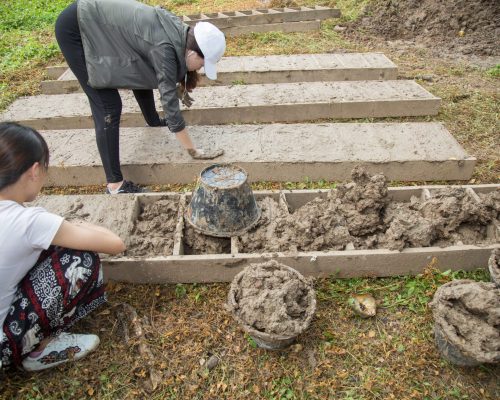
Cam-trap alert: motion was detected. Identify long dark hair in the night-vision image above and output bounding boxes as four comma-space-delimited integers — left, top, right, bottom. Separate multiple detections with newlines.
0, 122, 49, 191
181, 27, 203, 92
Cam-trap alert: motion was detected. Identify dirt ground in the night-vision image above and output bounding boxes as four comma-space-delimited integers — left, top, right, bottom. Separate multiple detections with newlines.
354, 0, 500, 58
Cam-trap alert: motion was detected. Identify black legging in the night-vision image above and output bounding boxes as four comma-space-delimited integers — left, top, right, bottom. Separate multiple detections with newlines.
55, 2, 165, 183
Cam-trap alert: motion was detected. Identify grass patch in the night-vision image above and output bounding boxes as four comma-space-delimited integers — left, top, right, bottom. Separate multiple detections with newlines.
486, 64, 500, 78
0, 0, 71, 111
0, 0, 73, 31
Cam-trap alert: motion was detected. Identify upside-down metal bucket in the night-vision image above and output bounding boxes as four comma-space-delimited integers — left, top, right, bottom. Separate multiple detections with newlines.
185, 164, 261, 237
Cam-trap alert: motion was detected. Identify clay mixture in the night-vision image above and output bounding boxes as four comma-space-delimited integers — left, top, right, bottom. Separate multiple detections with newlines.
238, 167, 499, 253
489, 249, 499, 286
430, 280, 500, 365
228, 260, 315, 336
183, 224, 230, 255
127, 199, 178, 257
355, 0, 500, 56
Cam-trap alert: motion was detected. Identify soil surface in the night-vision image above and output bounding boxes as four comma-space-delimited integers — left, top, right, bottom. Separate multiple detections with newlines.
127, 199, 178, 257
238, 168, 499, 253
430, 280, 500, 364
356, 0, 500, 56
228, 260, 315, 336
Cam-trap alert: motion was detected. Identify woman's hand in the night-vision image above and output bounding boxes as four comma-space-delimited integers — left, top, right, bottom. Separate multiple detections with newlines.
176, 85, 195, 108
187, 148, 224, 159
52, 221, 126, 255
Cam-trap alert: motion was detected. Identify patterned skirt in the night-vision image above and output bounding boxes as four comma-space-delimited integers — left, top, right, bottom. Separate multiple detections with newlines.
0, 246, 107, 368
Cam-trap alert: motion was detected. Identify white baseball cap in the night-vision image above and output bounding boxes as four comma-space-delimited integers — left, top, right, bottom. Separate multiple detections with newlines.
194, 22, 226, 80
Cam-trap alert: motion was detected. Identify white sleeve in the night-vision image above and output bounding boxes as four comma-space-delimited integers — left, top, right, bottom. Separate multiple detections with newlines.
25, 207, 64, 250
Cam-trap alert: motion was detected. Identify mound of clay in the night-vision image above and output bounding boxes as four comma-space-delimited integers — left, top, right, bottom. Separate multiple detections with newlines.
489, 249, 499, 286
289, 196, 352, 251
430, 280, 500, 365
379, 201, 435, 251
238, 197, 291, 253
127, 199, 178, 256
357, 0, 500, 56
238, 168, 497, 253
283, 167, 387, 251
333, 167, 389, 236
380, 187, 495, 251
420, 188, 492, 238
480, 189, 500, 220
184, 224, 230, 255
228, 260, 316, 336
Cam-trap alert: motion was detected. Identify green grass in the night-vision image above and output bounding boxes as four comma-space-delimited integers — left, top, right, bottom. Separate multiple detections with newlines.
0, 0, 73, 110
486, 64, 500, 78
0, 0, 73, 31
0, 0, 72, 70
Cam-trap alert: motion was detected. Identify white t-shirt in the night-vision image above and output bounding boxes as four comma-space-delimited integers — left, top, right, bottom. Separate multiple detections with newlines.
0, 200, 63, 342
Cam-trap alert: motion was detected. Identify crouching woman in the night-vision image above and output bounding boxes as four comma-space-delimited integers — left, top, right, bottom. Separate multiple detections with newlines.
0, 122, 125, 371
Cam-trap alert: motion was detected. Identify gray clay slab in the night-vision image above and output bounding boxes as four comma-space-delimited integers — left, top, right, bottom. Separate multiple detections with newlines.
41, 53, 397, 94
31, 194, 139, 249
41, 122, 474, 186
3, 81, 440, 129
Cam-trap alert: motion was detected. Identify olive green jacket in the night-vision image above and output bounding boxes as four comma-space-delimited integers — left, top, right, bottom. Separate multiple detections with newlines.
77, 0, 188, 132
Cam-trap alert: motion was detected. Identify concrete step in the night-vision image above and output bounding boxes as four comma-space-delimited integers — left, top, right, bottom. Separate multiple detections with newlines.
42, 123, 474, 186
181, 6, 341, 29
3, 81, 440, 129
32, 185, 499, 283
41, 53, 398, 95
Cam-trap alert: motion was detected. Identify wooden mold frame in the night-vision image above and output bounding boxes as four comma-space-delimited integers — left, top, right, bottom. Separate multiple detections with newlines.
104, 185, 499, 283
182, 6, 341, 29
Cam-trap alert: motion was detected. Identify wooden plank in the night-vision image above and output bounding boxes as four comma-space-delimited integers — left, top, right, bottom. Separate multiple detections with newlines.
182, 6, 341, 29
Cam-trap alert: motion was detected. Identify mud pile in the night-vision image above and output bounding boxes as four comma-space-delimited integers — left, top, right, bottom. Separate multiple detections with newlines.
489, 249, 499, 286
227, 260, 315, 336
238, 167, 389, 252
183, 224, 230, 255
430, 280, 500, 365
288, 195, 352, 251
480, 190, 500, 219
356, 0, 500, 56
238, 197, 293, 253
238, 168, 498, 253
288, 167, 389, 251
127, 199, 178, 256
381, 187, 496, 251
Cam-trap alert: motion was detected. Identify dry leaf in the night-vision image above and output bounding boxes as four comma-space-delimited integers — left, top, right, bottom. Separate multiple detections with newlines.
348, 294, 377, 318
